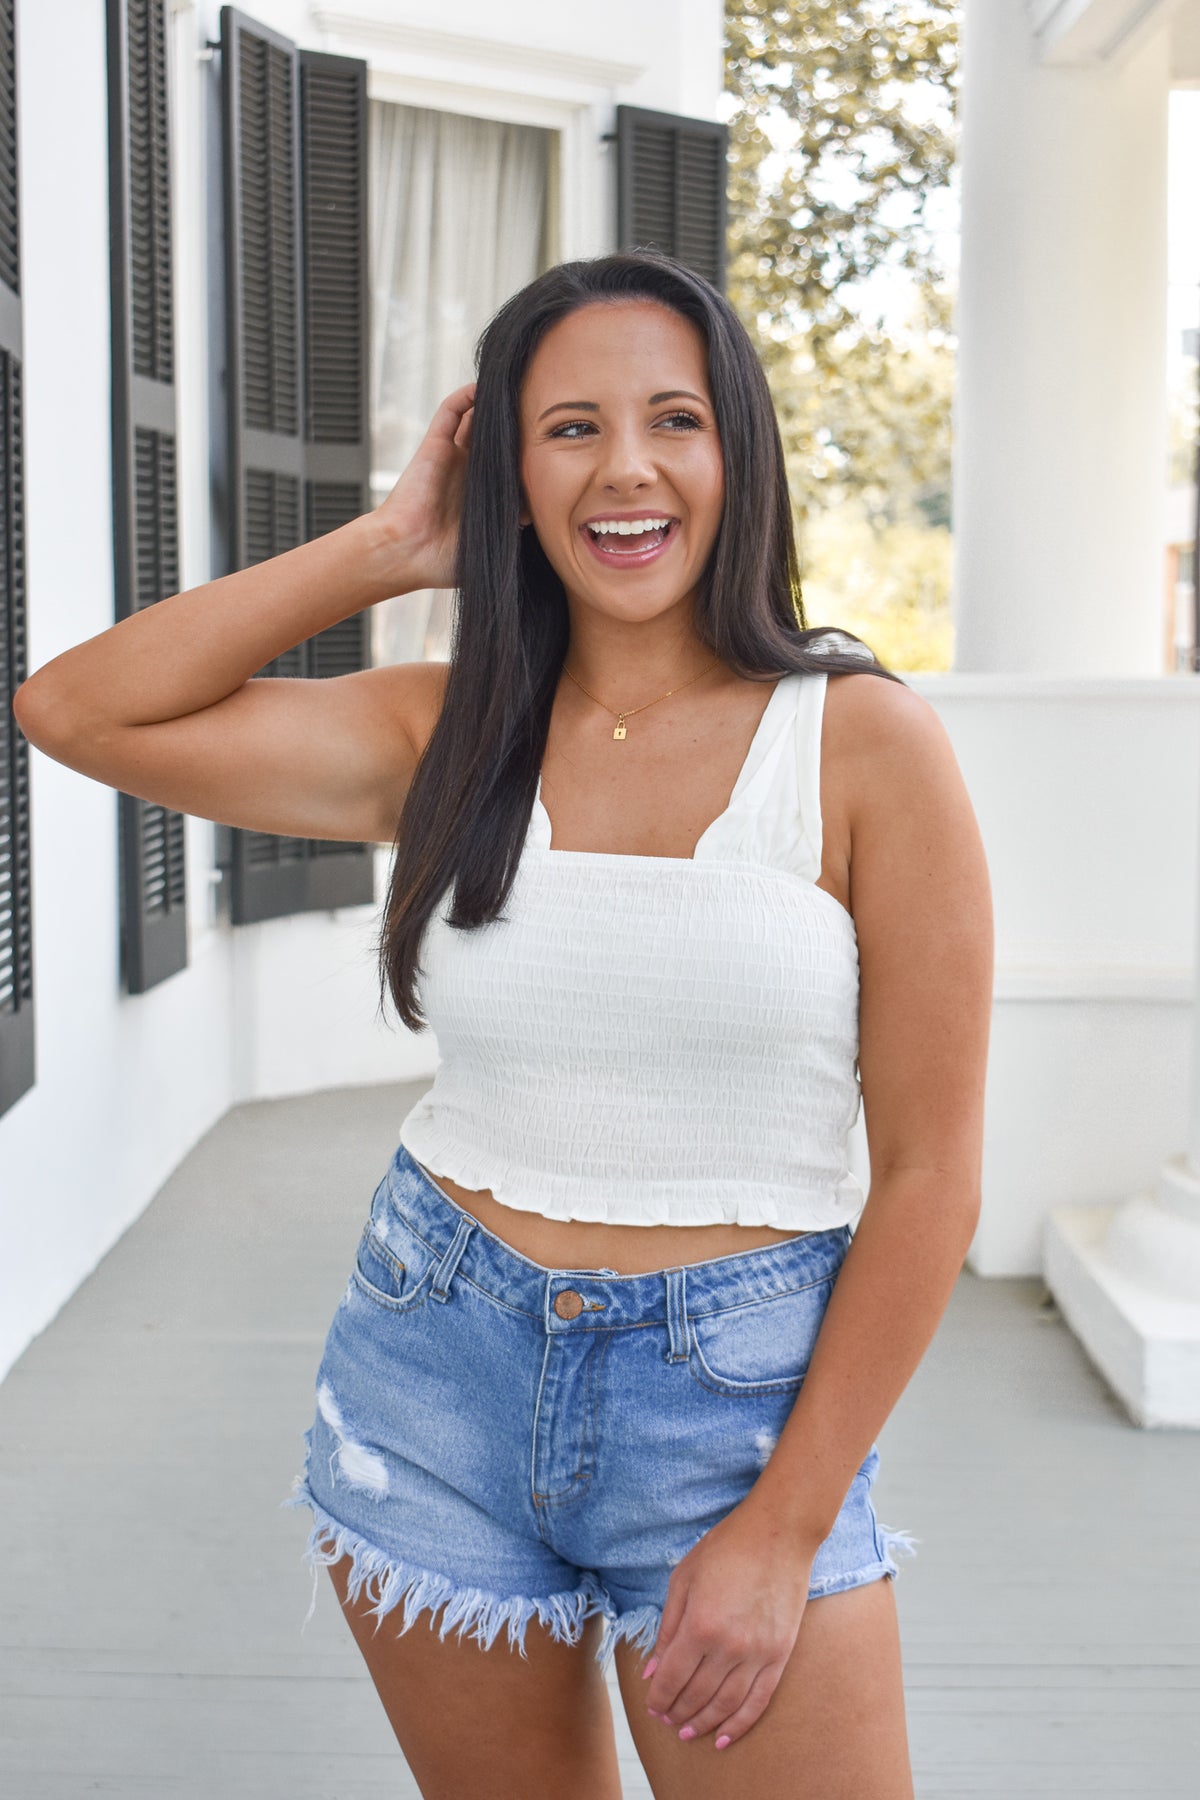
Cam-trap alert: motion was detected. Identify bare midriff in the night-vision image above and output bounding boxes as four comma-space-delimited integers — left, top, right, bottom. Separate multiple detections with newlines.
414, 1162, 814, 1275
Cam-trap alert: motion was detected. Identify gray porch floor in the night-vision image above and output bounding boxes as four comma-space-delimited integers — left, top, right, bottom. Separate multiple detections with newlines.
1, 1081, 1198, 1798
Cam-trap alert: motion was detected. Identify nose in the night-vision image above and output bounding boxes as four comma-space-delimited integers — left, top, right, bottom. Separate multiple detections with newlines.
594, 420, 658, 493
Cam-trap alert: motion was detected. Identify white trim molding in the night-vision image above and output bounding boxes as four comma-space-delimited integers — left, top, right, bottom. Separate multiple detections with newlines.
309, 5, 643, 262
994, 962, 1194, 1003
1026, 0, 1182, 64
311, 7, 644, 101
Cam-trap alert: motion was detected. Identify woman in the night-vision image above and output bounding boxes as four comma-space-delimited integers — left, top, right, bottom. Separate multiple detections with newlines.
14, 251, 992, 1799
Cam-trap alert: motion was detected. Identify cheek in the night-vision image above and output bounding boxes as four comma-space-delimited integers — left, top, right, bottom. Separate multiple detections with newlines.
523, 457, 574, 524
693, 456, 725, 529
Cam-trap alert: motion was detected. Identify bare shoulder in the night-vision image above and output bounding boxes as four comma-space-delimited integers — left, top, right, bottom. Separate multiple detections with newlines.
822, 666, 945, 770
821, 667, 973, 836
813, 669, 938, 907
821, 665, 985, 875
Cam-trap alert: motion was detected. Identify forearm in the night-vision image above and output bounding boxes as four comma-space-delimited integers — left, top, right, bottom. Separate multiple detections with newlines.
741, 1169, 980, 1545
15, 511, 415, 740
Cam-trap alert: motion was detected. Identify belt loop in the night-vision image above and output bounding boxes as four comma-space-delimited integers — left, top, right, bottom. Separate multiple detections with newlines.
430, 1216, 475, 1303
664, 1267, 689, 1362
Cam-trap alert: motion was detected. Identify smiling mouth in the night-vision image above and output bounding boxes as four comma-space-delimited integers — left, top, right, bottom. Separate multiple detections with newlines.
579, 519, 680, 562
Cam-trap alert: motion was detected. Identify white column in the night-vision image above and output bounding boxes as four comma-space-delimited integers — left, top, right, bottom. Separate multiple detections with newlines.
952, 2, 1170, 675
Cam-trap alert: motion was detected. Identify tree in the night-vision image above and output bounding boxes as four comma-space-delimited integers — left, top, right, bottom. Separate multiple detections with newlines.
724, 1, 959, 528
722, 3, 959, 667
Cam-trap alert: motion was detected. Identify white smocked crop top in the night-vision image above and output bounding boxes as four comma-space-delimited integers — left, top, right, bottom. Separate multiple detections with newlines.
397, 669, 864, 1230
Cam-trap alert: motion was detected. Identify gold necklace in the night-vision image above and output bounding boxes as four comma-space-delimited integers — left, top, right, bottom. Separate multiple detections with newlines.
561, 656, 722, 740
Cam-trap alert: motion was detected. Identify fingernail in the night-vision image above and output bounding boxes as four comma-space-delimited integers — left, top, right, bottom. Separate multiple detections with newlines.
642, 1657, 658, 1680
715, 1734, 731, 1750
678, 1726, 696, 1741
647, 1709, 661, 1718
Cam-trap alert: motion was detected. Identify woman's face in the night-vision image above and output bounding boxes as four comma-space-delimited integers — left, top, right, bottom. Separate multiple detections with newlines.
517, 299, 725, 627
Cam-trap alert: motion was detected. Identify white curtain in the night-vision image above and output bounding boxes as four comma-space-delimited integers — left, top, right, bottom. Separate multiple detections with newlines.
368, 101, 551, 666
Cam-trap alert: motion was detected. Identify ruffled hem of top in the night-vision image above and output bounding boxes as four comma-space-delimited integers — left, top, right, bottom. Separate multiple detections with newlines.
397, 1113, 865, 1232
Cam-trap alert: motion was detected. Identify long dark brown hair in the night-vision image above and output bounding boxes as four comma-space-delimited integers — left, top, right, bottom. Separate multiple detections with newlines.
377, 250, 907, 1032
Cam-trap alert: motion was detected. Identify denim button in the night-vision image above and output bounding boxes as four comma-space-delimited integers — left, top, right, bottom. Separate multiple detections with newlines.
554, 1289, 584, 1320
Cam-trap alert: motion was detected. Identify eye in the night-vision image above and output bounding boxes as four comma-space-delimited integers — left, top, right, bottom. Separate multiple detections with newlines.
550, 410, 708, 437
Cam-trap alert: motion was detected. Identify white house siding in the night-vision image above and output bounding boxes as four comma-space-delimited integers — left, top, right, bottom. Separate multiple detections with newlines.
0, 0, 725, 1381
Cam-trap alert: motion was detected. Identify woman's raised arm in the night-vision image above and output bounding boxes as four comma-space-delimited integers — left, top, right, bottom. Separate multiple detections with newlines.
12, 381, 476, 846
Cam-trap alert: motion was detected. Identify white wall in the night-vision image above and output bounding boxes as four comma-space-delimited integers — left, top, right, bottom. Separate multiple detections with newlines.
0, 0, 237, 1379
0, 0, 727, 1382
903, 674, 1200, 1276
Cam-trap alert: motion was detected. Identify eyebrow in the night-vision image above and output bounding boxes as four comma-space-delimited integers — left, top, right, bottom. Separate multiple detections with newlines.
535, 389, 707, 424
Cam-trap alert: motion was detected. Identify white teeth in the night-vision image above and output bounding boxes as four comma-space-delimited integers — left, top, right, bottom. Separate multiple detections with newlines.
587, 517, 672, 536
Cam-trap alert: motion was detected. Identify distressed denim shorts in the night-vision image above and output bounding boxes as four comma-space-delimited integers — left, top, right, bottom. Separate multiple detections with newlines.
284, 1143, 918, 1673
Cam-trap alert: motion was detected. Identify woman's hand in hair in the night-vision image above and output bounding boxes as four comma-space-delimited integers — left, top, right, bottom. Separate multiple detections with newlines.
373, 382, 476, 593
640, 1501, 816, 1751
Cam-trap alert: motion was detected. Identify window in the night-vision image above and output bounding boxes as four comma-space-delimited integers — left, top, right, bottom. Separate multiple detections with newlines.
367, 101, 553, 666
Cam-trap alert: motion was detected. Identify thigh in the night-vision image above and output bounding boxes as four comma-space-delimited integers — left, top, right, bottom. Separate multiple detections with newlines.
327, 1553, 625, 1800
612, 1574, 913, 1800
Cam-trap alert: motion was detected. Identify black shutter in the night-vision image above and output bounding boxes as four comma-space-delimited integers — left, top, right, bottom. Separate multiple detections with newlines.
220, 9, 373, 926
615, 104, 728, 291
107, 0, 188, 994
296, 49, 373, 908
0, 0, 32, 1119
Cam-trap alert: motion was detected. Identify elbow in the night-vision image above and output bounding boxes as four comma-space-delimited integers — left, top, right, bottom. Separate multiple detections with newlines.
12, 673, 96, 757
12, 674, 58, 749
11, 674, 48, 743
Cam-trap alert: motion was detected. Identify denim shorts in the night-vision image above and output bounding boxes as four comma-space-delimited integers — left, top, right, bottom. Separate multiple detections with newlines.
284, 1143, 918, 1673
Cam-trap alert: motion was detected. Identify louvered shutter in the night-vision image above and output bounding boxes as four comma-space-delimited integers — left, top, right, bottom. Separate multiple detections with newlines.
0, 0, 32, 1119
615, 104, 728, 292
107, 0, 188, 994
220, 9, 373, 925
296, 49, 373, 909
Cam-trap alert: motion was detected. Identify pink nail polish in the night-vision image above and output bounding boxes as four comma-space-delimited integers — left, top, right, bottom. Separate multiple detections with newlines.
642, 1657, 658, 1680
715, 1734, 731, 1750
679, 1726, 695, 1741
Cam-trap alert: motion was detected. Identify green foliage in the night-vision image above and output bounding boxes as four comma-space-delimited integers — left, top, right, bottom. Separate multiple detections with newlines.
777, 279, 954, 530
800, 498, 953, 671
724, 2, 959, 666
725, 0, 959, 365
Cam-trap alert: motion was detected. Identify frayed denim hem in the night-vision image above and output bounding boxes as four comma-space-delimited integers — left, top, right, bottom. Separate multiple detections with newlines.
593, 1602, 662, 1676
281, 1476, 615, 1662
877, 1522, 921, 1571
808, 1520, 921, 1600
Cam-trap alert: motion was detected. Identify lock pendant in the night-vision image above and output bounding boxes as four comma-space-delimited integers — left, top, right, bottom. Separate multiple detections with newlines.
613, 718, 627, 740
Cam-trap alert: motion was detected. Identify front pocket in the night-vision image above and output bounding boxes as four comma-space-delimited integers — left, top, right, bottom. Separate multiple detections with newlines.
688, 1274, 838, 1395
351, 1221, 432, 1313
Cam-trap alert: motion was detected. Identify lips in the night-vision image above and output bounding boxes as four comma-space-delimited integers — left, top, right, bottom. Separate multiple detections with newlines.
578, 518, 680, 568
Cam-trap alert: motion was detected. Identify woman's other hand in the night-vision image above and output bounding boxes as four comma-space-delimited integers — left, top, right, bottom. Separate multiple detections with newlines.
374, 381, 477, 592
640, 1498, 817, 1751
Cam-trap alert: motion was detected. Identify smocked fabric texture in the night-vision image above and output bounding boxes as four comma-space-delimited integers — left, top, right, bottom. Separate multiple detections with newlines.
397, 663, 865, 1230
